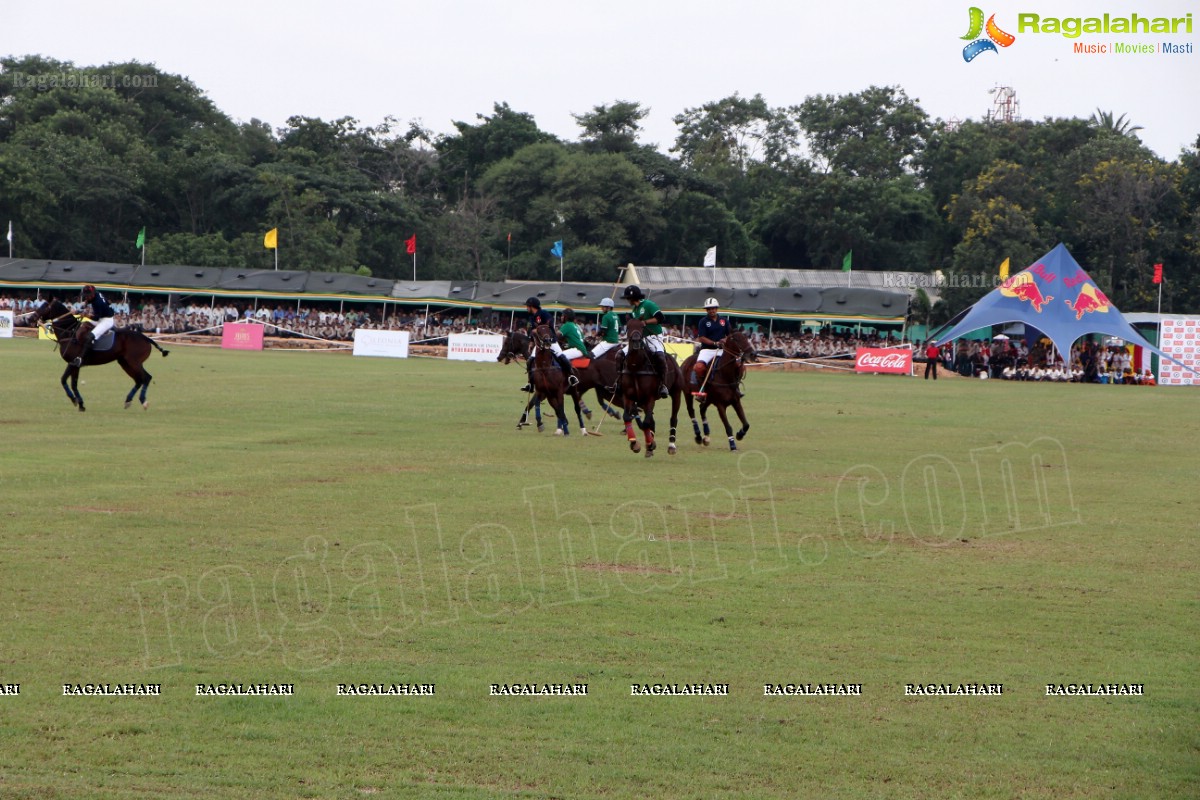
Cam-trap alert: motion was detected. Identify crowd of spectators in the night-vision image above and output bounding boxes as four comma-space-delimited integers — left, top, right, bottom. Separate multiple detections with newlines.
0, 293, 1160, 384
922, 337, 1157, 385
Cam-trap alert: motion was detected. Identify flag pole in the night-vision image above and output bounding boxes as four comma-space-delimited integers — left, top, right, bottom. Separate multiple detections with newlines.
412, 251, 416, 282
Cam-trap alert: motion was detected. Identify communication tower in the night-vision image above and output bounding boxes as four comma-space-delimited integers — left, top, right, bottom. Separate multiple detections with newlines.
985, 85, 1021, 124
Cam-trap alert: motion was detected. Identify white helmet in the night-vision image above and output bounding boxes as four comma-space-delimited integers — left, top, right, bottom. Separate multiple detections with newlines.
704, 297, 720, 309
599, 297, 615, 308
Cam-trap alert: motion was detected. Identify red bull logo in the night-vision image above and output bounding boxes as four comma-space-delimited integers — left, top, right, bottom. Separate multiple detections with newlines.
999, 273, 1053, 312
1064, 283, 1111, 319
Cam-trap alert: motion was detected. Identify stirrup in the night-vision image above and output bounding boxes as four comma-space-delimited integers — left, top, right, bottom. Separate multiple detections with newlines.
71, 356, 83, 367
567, 375, 579, 387
520, 383, 533, 393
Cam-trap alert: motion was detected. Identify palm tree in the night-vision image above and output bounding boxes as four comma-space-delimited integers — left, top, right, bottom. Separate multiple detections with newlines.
1089, 109, 1144, 139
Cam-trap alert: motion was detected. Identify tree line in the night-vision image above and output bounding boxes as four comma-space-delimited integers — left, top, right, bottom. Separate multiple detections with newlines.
2, 55, 1197, 317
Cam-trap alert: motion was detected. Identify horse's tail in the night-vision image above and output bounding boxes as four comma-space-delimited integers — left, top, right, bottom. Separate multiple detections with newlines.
141, 333, 170, 357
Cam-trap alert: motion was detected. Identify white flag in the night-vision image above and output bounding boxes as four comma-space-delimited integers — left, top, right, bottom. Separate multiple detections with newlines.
5, 221, 11, 244
703, 245, 717, 267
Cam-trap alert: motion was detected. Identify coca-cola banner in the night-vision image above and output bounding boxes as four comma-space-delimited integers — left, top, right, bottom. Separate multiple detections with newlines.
855, 347, 912, 375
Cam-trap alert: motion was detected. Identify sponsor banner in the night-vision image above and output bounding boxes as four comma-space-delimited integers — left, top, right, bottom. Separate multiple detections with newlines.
447, 333, 502, 362
221, 322, 264, 351
0, 310, 12, 338
855, 347, 912, 375
1158, 317, 1200, 386
665, 341, 692, 365
353, 328, 410, 358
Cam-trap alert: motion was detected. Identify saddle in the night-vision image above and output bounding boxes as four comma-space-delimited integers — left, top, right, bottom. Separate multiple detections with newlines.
79, 327, 117, 352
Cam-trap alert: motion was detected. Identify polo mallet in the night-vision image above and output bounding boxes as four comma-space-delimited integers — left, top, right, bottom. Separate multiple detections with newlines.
692, 348, 722, 398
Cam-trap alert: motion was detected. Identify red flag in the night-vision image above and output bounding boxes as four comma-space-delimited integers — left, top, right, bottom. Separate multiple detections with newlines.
405, 235, 417, 255
507, 232, 511, 242
1152, 263, 1163, 284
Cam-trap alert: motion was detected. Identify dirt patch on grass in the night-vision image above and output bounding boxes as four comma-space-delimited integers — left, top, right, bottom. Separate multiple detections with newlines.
580, 560, 680, 574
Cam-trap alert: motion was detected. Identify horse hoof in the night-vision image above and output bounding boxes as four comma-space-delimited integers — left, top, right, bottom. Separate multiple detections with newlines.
554, 429, 565, 436
142, 401, 150, 410
694, 435, 703, 445
537, 423, 545, 433
645, 448, 654, 458
584, 409, 593, 421
629, 440, 640, 453
668, 443, 677, 455
125, 401, 132, 410
729, 440, 738, 451
736, 426, 749, 441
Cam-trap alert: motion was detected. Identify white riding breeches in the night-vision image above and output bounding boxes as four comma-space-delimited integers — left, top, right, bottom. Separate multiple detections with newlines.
90, 317, 115, 340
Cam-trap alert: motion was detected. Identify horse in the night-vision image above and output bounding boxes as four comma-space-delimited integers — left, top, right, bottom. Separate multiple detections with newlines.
618, 319, 681, 457
529, 323, 577, 436
682, 328, 754, 450
498, 328, 594, 433
33, 298, 169, 411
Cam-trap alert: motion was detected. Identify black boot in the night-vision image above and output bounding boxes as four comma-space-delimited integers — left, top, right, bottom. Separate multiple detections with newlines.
71, 332, 95, 367
653, 352, 670, 398
556, 354, 579, 387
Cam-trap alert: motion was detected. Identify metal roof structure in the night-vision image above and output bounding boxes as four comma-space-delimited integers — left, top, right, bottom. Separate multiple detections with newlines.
0, 258, 910, 324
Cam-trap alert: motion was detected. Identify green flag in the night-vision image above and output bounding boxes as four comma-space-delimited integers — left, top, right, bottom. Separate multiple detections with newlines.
842, 250, 852, 272
136, 227, 146, 249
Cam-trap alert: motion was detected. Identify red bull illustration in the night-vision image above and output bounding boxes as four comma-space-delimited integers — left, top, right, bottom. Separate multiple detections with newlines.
1064, 283, 1111, 320
999, 272, 1053, 312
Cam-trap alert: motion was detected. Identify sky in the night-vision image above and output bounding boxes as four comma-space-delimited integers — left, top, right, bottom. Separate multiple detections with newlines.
5, 0, 1198, 161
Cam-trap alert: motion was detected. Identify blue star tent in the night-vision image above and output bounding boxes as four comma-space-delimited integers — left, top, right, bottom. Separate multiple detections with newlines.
933, 244, 1185, 369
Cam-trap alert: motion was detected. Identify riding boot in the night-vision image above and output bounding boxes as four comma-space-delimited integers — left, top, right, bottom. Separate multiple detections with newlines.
521, 361, 533, 392
71, 332, 95, 367
653, 352, 670, 398
556, 354, 579, 387
691, 362, 705, 386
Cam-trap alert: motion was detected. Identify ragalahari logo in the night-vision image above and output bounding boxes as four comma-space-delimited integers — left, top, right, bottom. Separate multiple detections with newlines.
1000, 271, 1053, 312
962, 7, 1016, 61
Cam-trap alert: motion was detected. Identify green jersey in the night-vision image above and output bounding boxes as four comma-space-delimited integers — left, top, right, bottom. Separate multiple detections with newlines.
631, 298, 664, 335
559, 320, 588, 352
598, 310, 620, 343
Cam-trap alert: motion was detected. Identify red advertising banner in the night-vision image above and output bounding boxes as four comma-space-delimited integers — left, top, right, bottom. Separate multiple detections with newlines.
855, 347, 912, 375
221, 322, 264, 351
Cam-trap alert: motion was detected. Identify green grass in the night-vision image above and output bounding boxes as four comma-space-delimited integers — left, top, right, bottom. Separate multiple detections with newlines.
0, 338, 1197, 799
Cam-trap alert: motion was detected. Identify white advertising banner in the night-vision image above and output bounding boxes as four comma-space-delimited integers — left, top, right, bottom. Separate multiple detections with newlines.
0, 310, 13, 338
447, 333, 503, 362
352, 328, 410, 358
1158, 317, 1200, 386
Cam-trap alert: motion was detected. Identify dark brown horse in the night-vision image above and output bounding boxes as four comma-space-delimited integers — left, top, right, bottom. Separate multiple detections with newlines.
499, 328, 593, 433
34, 299, 169, 411
618, 319, 681, 457
529, 324, 576, 435
682, 328, 754, 450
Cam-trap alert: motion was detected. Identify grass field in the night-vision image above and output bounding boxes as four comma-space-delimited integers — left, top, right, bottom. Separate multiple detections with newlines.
0, 337, 1197, 799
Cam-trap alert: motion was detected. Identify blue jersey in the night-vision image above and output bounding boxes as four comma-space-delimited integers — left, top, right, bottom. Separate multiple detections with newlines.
88, 291, 115, 319
526, 308, 553, 331
696, 316, 729, 348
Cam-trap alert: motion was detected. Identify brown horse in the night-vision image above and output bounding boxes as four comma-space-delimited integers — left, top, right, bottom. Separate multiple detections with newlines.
618, 319, 681, 457
682, 328, 754, 450
34, 299, 169, 411
499, 328, 593, 433
529, 324, 576, 435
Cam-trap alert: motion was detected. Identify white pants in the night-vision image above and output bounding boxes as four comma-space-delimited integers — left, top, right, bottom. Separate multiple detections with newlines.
697, 347, 721, 365
90, 317, 115, 340
622, 333, 665, 355
592, 341, 618, 360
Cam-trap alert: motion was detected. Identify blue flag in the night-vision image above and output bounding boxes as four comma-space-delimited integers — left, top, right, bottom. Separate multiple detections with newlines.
550, 240, 563, 258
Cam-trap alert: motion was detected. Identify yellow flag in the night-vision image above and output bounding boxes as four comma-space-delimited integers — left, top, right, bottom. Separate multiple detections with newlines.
998, 257, 1010, 281
264, 228, 278, 249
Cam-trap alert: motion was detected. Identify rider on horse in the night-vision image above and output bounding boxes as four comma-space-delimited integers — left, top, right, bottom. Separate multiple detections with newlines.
520, 297, 579, 392
72, 284, 116, 367
615, 285, 670, 399
558, 308, 591, 363
592, 297, 621, 361
692, 297, 732, 396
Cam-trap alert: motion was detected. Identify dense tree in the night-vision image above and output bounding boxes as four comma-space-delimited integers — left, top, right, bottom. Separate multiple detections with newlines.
0, 59, 1196, 310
